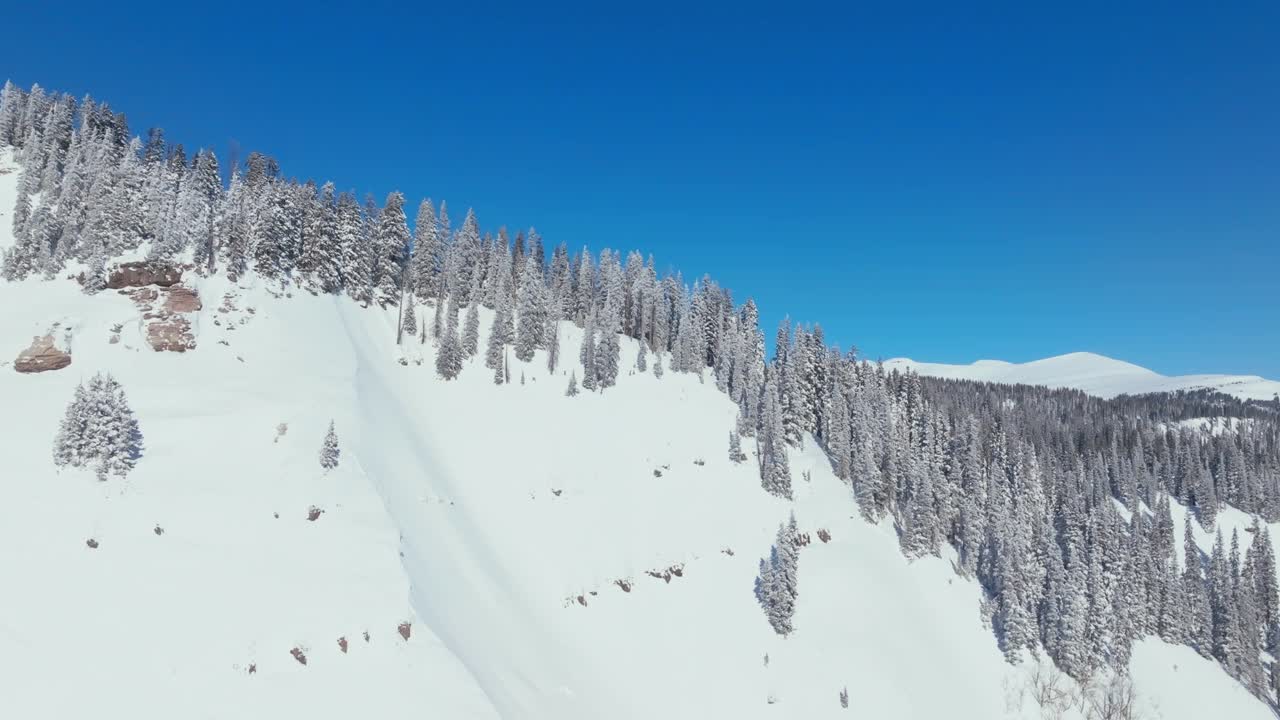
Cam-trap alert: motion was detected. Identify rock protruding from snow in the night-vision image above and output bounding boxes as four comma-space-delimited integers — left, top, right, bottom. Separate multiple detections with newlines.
106, 261, 183, 289
13, 334, 71, 373
146, 316, 196, 352
162, 286, 202, 313
121, 283, 201, 353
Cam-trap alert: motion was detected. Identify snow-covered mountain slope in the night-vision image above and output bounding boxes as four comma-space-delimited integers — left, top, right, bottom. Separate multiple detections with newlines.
884, 352, 1280, 401
0, 156, 1276, 720
4, 277, 1273, 720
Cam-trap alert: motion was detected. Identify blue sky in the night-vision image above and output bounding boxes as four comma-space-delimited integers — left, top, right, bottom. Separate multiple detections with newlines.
5, 2, 1278, 377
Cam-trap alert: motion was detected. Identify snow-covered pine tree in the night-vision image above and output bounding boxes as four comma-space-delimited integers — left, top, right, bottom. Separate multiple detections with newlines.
53, 373, 142, 480
184, 149, 221, 272
435, 296, 464, 380
335, 191, 368, 299
485, 269, 514, 371
411, 198, 442, 300
81, 229, 109, 294
756, 515, 801, 635
93, 374, 143, 480
572, 247, 595, 326
1251, 525, 1279, 653
298, 182, 340, 292
566, 370, 579, 397
594, 306, 621, 389
546, 318, 560, 373
0, 80, 23, 146
580, 310, 598, 391
320, 421, 340, 469
758, 374, 792, 499
400, 296, 417, 337
515, 252, 547, 362
52, 381, 93, 469
431, 291, 445, 340
462, 298, 480, 358
449, 208, 482, 304
371, 191, 411, 305
825, 378, 851, 481
729, 430, 747, 464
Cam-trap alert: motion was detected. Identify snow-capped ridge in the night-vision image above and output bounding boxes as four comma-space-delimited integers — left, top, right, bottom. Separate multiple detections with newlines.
885, 352, 1279, 401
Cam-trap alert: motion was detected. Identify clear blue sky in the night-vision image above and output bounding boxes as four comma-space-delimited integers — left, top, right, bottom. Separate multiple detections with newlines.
5, 2, 1278, 377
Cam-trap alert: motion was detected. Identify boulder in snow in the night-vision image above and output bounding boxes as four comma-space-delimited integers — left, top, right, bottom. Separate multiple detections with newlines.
14, 334, 71, 373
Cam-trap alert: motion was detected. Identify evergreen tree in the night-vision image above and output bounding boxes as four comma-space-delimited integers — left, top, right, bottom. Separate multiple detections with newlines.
449, 208, 482, 304
1183, 514, 1214, 655
594, 307, 621, 389
53, 373, 142, 480
336, 191, 369, 299
756, 515, 801, 635
485, 268, 514, 371
372, 191, 411, 304
546, 319, 561, 373
319, 421, 340, 470
411, 198, 442, 299
299, 182, 341, 292
462, 298, 481, 358
435, 296, 464, 380
400, 295, 417, 337
515, 252, 547, 361
580, 311, 598, 391
759, 374, 792, 499
729, 430, 747, 463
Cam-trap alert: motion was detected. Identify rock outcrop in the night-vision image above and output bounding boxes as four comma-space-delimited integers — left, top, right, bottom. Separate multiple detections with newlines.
146, 316, 196, 353
106, 261, 182, 289
120, 282, 201, 352
162, 286, 202, 313
14, 335, 71, 373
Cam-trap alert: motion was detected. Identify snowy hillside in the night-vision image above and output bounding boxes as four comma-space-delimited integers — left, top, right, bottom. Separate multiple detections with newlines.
885, 352, 1280, 402
2, 254, 1273, 720
3, 89, 1280, 720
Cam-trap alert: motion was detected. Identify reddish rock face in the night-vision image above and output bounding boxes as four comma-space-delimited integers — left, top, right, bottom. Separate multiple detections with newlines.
146, 316, 195, 352
120, 283, 200, 352
397, 622, 412, 641
14, 335, 71, 373
163, 286, 202, 313
106, 261, 182, 289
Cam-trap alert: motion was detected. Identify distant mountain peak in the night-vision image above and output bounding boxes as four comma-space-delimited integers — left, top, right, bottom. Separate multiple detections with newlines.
884, 353, 1278, 401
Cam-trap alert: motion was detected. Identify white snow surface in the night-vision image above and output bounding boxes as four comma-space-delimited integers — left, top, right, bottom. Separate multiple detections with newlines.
885, 352, 1280, 401
0, 152, 1275, 719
